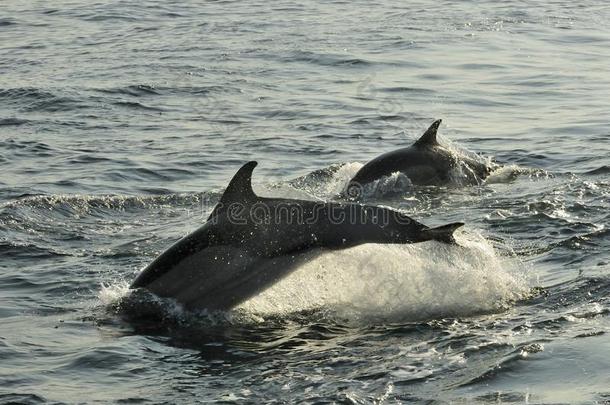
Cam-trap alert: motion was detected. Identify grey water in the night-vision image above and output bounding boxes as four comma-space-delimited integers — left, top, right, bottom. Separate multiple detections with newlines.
1, 0, 609, 403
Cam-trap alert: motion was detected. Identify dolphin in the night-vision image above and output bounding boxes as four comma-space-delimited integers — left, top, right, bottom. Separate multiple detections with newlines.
343, 119, 496, 198
130, 161, 464, 311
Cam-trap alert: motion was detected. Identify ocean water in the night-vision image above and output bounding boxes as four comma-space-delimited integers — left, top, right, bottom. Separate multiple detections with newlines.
1, 0, 609, 403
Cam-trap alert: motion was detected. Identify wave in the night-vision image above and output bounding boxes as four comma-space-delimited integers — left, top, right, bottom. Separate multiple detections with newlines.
0, 394, 47, 404
519, 276, 610, 328
1, 193, 217, 214
0, 84, 182, 114
0, 18, 17, 27
584, 165, 610, 175
0, 241, 70, 259
112, 101, 164, 112
96, 84, 161, 97
281, 50, 372, 67
0, 87, 84, 113
0, 138, 55, 153
0, 118, 30, 126
553, 228, 609, 250
0, 87, 57, 102
94, 83, 238, 98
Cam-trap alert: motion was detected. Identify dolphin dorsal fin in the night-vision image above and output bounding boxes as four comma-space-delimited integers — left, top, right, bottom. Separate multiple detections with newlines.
220, 161, 258, 204
414, 119, 442, 147
208, 161, 258, 221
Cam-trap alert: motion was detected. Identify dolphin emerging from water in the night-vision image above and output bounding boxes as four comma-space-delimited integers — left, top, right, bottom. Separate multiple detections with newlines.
130, 161, 464, 311
343, 119, 496, 199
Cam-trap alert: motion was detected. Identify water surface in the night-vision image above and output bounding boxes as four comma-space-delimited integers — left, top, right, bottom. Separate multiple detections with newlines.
1, 0, 609, 403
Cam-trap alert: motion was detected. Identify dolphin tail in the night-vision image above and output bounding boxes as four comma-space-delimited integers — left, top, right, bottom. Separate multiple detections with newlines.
421, 222, 464, 244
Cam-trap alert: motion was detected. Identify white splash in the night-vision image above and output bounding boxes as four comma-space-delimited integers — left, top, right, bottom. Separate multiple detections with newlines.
239, 231, 529, 322
323, 162, 364, 197
98, 280, 130, 306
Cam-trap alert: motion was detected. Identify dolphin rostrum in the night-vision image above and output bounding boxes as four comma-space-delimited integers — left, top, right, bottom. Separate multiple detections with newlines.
130, 161, 464, 311
343, 119, 496, 198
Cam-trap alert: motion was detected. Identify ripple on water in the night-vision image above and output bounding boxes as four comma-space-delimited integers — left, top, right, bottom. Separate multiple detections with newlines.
1, 0, 609, 402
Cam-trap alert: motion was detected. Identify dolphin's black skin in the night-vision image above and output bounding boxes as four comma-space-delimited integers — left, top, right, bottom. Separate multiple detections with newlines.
131, 161, 464, 311
343, 119, 496, 198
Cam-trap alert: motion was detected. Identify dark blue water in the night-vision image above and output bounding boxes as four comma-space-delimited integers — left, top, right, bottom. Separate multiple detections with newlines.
1, 1, 609, 403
